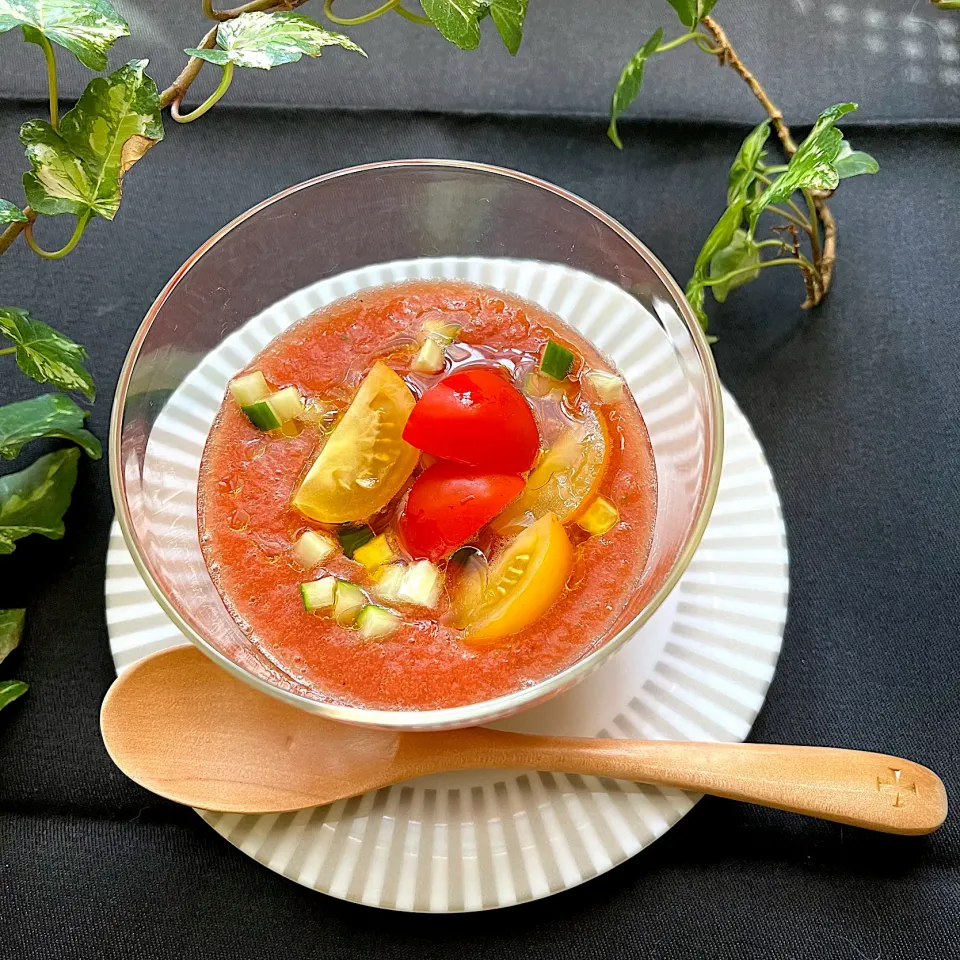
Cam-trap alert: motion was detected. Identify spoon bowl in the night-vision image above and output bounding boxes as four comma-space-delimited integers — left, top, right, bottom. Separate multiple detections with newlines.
101, 646, 948, 834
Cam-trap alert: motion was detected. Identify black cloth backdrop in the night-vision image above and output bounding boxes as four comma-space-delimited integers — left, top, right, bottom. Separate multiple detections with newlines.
1, 1, 959, 957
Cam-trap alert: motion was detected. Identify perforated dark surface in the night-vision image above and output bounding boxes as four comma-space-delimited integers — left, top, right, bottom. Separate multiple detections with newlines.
0, 8, 958, 956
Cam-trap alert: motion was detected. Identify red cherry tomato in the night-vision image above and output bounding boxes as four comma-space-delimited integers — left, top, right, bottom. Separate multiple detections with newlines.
402, 367, 539, 474
397, 461, 525, 561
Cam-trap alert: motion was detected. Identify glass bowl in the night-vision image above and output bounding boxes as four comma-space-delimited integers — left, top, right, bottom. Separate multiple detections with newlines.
109, 160, 723, 731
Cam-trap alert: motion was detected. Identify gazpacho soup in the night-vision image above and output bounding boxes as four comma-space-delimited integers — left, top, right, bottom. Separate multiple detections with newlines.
199, 280, 657, 710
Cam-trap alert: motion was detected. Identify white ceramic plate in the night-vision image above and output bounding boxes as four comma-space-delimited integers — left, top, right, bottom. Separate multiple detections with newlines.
105, 258, 788, 912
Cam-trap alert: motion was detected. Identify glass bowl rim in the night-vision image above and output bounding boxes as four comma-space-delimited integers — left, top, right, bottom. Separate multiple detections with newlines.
109, 158, 725, 730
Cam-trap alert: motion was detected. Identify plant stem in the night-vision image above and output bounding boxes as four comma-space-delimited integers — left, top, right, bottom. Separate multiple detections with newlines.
0, 206, 36, 256
801, 188, 822, 268
767, 204, 810, 232
700, 17, 796, 152
393, 5, 431, 23
701, 256, 816, 288
36, 33, 59, 129
23, 210, 91, 260
700, 14, 837, 306
0, 347, 15, 357
324, 0, 401, 25
159, 0, 309, 108
171, 62, 235, 122
755, 239, 787, 250
202, 0, 296, 20
656, 32, 705, 54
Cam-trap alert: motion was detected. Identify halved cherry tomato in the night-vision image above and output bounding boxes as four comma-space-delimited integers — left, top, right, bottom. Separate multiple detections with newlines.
397, 461, 524, 562
492, 403, 609, 534
402, 367, 539, 474
292, 361, 418, 523
462, 512, 573, 644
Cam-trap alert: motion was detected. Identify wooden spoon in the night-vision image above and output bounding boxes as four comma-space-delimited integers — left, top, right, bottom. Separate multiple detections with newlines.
100, 645, 947, 834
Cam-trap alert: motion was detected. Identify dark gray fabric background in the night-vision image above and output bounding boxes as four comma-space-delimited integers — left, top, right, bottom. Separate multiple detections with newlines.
1, 2, 959, 957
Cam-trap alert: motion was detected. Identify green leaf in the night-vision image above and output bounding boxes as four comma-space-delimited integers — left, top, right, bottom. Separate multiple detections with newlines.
834, 140, 879, 179
419, 0, 485, 50
0, 680, 28, 712
684, 199, 745, 329
0, 609, 25, 665
693, 199, 745, 278
488, 0, 526, 55
684, 279, 708, 329
0, 0, 128, 70
664, 0, 719, 28
0, 199, 27, 224
607, 28, 664, 149
185, 11, 365, 69
0, 446, 79, 554
21, 58, 163, 222
751, 103, 858, 220
709, 228, 759, 302
0, 394, 101, 460
0, 307, 95, 401
727, 120, 770, 204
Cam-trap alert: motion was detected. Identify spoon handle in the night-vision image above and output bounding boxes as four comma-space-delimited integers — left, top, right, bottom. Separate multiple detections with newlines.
453, 734, 947, 835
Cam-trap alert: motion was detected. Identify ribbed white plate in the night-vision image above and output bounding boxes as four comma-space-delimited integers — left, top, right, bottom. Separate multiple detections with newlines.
106, 257, 788, 911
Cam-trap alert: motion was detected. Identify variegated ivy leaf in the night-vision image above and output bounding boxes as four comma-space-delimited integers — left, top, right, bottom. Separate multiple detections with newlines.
419, 0, 485, 50
727, 120, 770, 204
0, 0, 128, 71
665, 0, 719, 28
0, 307, 96, 401
0, 609, 25, 665
709, 228, 760, 302
750, 103, 864, 225
0, 680, 28, 712
184, 11, 365, 70
607, 29, 664, 149
0, 446, 79, 554
20, 59, 163, 222
684, 199, 745, 329
0, 393, 102, 460
0, 198, 27, 224
488, 0, 527, 55
834, 140, 879, 179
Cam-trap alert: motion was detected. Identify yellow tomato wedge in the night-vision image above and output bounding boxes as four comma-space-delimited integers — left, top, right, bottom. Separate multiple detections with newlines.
292, 361, 418, 523
492, 405, 609, 534
464, 513, 573, 644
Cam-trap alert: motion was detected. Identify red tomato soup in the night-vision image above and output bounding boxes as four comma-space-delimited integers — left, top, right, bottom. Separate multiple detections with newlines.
199, 280, 657, 710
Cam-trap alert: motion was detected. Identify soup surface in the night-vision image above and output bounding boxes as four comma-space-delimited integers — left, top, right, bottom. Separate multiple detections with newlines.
199, 280, 657, 710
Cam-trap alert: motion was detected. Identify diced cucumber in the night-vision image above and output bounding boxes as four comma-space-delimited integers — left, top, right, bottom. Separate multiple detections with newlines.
397, 560, 442, 609
333, 580, 366, 625
421, 317, 462, 345
241, 399, 282, 431
338, 525, 376, 559
230, 371, 270, 407
411, 337, 445, 374
522, 371, 558, 398
353, 533, 398, 572
300, 575, 337, 611
583, 370, 624, 403
540, 340, 576, 380
269, 386, 305, 423
356, 604, 401, 640
577, 495, 620, 536
293, 530, 338, 568
373, 563, 406, 603
239, 385, 304, 432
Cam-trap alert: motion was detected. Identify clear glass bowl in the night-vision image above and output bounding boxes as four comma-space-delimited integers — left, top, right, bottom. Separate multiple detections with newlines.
110, 160, 723, 731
